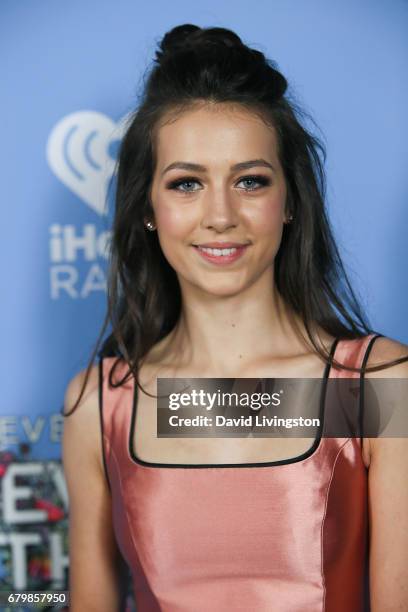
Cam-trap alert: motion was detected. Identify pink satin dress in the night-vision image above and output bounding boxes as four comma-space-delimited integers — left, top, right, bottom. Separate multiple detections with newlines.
99, 334, 380, 611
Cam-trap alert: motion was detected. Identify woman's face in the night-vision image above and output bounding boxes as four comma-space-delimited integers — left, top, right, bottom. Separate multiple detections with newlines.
149, 103, 288, 298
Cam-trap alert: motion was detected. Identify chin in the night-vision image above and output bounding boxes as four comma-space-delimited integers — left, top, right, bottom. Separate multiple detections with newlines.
196, 280, 247, 299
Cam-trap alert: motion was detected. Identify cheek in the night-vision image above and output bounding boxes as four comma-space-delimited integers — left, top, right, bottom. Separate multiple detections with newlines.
155, 199, 195, 240
244, 193, 286, 234
154, 199, 197, 270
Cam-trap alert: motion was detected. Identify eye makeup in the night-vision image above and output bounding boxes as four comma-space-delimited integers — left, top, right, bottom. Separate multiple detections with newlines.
166, 174, 272, 193
237, 175, 271, 191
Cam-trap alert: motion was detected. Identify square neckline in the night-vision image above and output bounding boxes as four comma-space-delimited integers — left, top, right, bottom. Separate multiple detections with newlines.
126, 337, 340, 469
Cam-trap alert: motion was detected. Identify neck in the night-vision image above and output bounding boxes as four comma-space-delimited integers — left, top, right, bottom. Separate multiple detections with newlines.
160, 273, 311, 376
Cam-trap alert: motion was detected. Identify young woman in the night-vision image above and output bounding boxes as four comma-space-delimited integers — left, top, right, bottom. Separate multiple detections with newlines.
62, 24, 408, 612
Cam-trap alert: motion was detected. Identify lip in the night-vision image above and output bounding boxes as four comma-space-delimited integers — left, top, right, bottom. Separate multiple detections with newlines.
192, 243, 250, 266
193, 241, 250, 248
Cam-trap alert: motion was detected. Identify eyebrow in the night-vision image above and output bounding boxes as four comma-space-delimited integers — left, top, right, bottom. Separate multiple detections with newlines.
161, 158, 276, 176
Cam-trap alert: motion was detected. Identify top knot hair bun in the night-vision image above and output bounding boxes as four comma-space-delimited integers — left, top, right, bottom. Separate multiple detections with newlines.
155, 24, 246, 62
152, 23, 287, 101
155, 24, 200, 59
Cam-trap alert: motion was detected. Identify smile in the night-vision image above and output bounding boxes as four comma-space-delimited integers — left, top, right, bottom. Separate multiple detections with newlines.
193, 244, 249, 265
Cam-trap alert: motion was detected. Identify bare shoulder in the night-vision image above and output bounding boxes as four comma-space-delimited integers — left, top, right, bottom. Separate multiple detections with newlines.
62, 363, 103, 477
365, 335, 408, 378
366, 342, 408, 610
63, 361, 126, 610
364, 336, 408, 465
64, 363, 99, 409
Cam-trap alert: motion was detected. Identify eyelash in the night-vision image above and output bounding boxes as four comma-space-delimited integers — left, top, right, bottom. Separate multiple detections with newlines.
167, 174, 271, 193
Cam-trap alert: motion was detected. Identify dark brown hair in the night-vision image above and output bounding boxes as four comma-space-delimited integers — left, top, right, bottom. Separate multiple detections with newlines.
63, 24, 408, 416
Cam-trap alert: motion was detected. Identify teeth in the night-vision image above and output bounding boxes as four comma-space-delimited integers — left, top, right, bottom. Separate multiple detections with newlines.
198, 247, 238, 256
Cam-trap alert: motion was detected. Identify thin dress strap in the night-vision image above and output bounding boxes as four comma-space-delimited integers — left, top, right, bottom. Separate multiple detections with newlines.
359, 333, 384, 446
325, 333, 383, 446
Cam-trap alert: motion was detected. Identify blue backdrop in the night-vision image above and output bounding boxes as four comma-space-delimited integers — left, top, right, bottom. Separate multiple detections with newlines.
1, 0, 407, 601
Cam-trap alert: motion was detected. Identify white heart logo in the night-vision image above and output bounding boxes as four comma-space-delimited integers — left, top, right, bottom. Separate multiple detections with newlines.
46, 111, 128, 215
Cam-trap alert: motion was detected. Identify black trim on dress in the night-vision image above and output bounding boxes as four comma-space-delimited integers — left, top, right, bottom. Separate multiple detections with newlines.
128, 337, 340, 469
98, 357, 112, 492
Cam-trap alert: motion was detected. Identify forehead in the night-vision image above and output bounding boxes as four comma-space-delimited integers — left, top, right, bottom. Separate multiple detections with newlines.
153, 103, 280, 167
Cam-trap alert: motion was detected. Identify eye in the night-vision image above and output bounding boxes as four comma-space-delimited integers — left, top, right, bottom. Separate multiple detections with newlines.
236, 175, 271, 191
167, 177, 201, 193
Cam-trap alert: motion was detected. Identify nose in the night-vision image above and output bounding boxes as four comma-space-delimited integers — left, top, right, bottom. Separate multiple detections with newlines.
200, 184, 239, 232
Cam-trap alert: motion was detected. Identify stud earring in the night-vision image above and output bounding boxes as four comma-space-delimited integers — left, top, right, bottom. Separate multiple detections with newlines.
144, 219, 156, 231
286, 214, 294, 224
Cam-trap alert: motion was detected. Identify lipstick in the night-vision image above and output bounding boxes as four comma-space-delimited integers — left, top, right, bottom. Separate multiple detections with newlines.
192, 242, 249, 266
